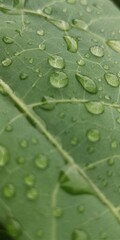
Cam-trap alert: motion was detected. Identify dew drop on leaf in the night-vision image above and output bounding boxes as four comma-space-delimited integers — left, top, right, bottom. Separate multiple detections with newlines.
116, 117, 120, 124
19, 73, 28, 80
90, 45, 104, 57
0, 145, 8, 167
76, 73, 97, 94
111, 140, 117, 149
107, 40, 120, 53
40, 96, 56, 111
3, 184, 15, 198
104, 73, 119, 87
37, 29, 45, 36
2, 36, 14, 44
24, 174, 35, 186
26, 188, 38, 200
52, 207, 63, 218
87, 129, 100, 142
72, 19, 88, 30
64, 35, 78, 53
35, 154, 48, 169
50, 71, 69, 88
70, 136, 78, 145
20, 140, 28, 148
43, 6, 52, 15
2, 58, 12, 67
85, 101, 104, 115
38, 43, 46, 50
36, 229, 44, 238
49, 19, 70, 31
6, 218, 22, 238
66, 0, 76, 3
5, 125, 13, 132
107, 158, 115, 166
16, 156, 26, 165
48, 55, 65, 69
72, 229, 88, 240
77, 205, 85, 213
80, 0, 88, 6
77, 59, 86, 66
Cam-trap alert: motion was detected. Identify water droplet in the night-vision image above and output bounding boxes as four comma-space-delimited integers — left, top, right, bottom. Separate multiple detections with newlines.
26, 188, 38, 200
99, 231, 108, 239
0, 145, 8, 167
29, 58, 33, 64
24, 174, 35, 186
59, 164, 93, 195
37, 29, 45, 36
5, 125, 13, 132
72, 229, 88, 240
43, 6, 52, 15
35, 154, 48, 169
6, 218, 22, 238
66, 0, 76, 3
36, 229, 44, 238
85, 101, 104, 115
59, 111, 65, 119
38, 43, 46, 50
90, 45, 104, 57
49, 19, 70, 31
16, 156, 26, 165
80, 0, 88, 5
86, 6, 92, 13
2, 36, 14, 44
48, 55, 65, 69
77, 59, 85, 66
107, 40, 120, 53
2, 58, 12, 67
103, 65, 109, 70
77, 205, 85, 213
76, 73, 97, 94
72, 19, 88, 30
3, 184, 15, 198
104, 73, 119, 87
107, 158, 115, 166
20, 140, 28, 148
116, 117, 120, 124
70, 136, 78, 145
53, 207, 63, 217
31, 138, 38, 144
50, 71, 68, 88
64, 35, 78, 53
111, 140, 117, 149
87, 129, 100, 142
19, 73, 28, 80
40, 96, 56, 111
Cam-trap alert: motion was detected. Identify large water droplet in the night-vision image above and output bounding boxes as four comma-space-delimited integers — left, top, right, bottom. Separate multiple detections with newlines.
107, 40, 120, 53
77, 59, 85, 66
19, 73, 28, 80
72, 229, 88, 240
59, 164, 93, 195
24, 174, 35, 186
37, 29, 45, 36
50, 71, 69, 88
6, 218, 22, 238
64, 35, 78, 53
40, 96, 56, 111
2, 58, 12, 67
49, 19, 70, 31
2, 36, 14, 44
72, 19, 88, 31
26, 188, 38, 200
35, 154, 48, 169
87, 129, 100, 142
85, 101, 104, 115
90, 45, 104, 57
76, 73, 97, 94
38, 43, 46, 50
48, 55, 65, 69
3, 184, 15, 198
104, 73, 119, 87
0, 145, 8, 167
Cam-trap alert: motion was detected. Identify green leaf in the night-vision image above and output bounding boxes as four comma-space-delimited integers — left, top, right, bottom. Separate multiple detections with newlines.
0, 0, 120, 239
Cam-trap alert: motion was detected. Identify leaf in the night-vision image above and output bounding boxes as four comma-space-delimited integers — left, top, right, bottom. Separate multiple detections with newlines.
0, 0, 120, 239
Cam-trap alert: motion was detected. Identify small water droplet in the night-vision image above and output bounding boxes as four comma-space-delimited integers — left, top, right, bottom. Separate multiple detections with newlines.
43, 6, 52, 15
103, 65, 109, 70
111, 140, 117, 149
70, 137, 78, 145
24, 174, 35, 186
3, 184, 15, 198
37, 29, 45, 36
77, 59, 86, 66
53, 207, 63, 217
19, 73, 28, 80
85, 101, 104, 115
104, 73, 119, 87
2, 36, 14, 44
6, 218, 22, 238
72, 19, 88, 30
116, 117, 120, 124
76, 73, 97, 94
50, 71, 69, 88
107, 158, 115, 166
38, 43, 46, 50
80, 0, 88, 5
2, 58, 12, 67
31, 138, 38, 145
20, 140, 28, 148
66, 0, 76, 3
59, 164, 93, 195
77, 205, 85, 213
0, 145, 8, 167
26, 188, 38, 200
16, 156, 26, 165
64, 35, 78, 53
36, 229, 44, 238
107, 40, 120, 53
90, 45, 104, 57
59, 111, 65, 119
48, 55, 65, 69
5, 125, 13, 132
87, 129, 100, 142
99, 231, 108, 239
72, 229, 88, 240
35, 154, 48, 169
29, 58, 33, 64
40, 96, 56, 111
49, 19, 70, 31
86, 6, 92, 12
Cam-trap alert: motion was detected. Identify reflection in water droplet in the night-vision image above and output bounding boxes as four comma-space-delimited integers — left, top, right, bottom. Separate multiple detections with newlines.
19, 73, 28, 80
85, 101, 104, 115
2, 36, 14, 44
20, 140, 28, 148
48, 55, 65, 69
24, 174, 35, 186
40, 96, 56, 111
49, 19, 70, 31
107, 40, 120, 53
35, 154, 48, 169
72, 19, 88, 30
3, 184, 15, 198
50, 71, 68, 88
0, 145, 8, 167
90, 45, 104, 57
77, 59, 85, 66
64, 35, 78, 53
59, 164, 93, 195
2, 58, 12, 67
76, 73, 97, 94
72, 229, 88, 240
43, 6, 52, 15
87, 129, 100, 142
104, 73, 119, 87
39, 43, 46, 50
6, 218, 22, 238
53, 207, 63, 217
37, 29, 45, 36
26, 188, 38, 200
